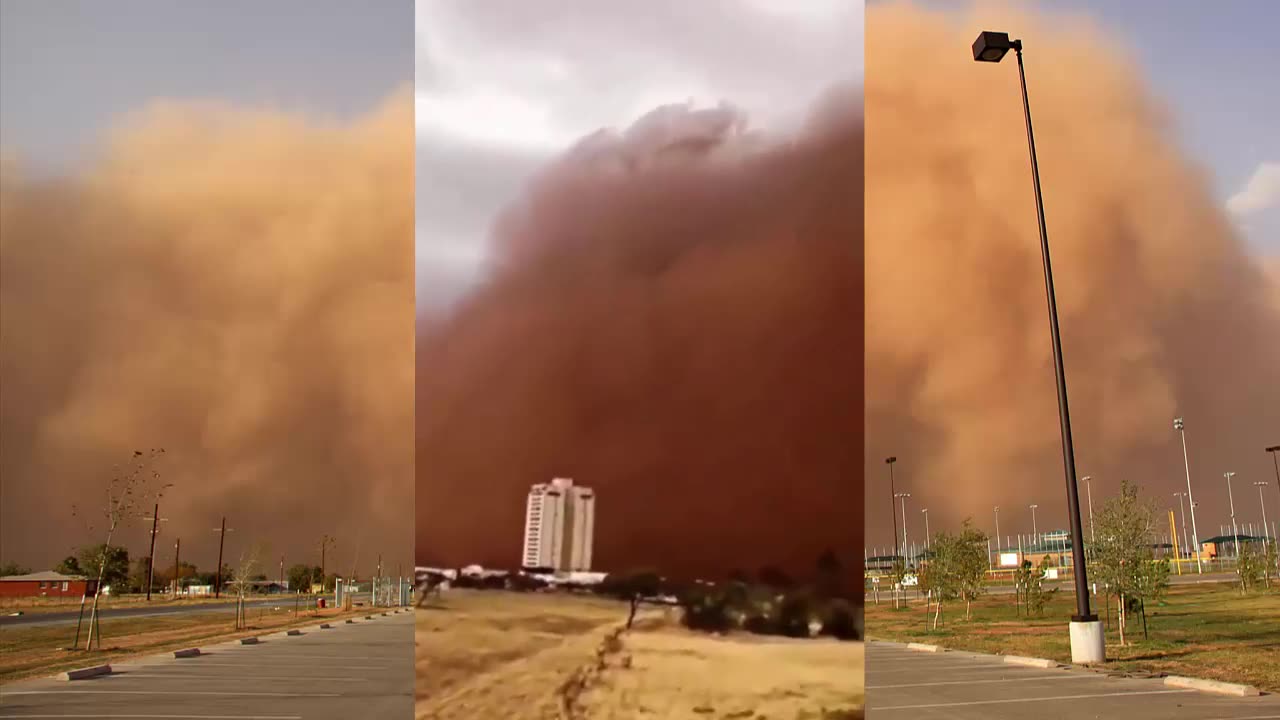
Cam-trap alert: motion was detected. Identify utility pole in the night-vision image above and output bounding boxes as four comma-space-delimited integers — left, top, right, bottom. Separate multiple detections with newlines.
142, 504, 167, 601
279, 555, 285, 590
921, 508, 931, 551
994, 506, 1001, 561
172, 538, 181, 596
1030, 504, 1039, 538
319, 534, 336, 596
213, 517, 233, 599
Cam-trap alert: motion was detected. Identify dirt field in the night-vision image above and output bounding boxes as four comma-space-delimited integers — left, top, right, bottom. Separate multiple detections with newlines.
416, 589, 863, 720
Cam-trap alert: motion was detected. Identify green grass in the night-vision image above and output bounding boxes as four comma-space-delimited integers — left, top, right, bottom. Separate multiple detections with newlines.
866, 582, 1280, 692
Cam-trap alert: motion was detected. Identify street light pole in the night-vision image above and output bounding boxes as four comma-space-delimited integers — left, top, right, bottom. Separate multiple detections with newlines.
1030, 504, 1039, 538
922, 508, 931, 551
972, 30, 1099, 663
1176, 418, 1203, 574
887, 457, 900, 564
1255, 482, 1271, 540
142, 504, 168, 601
1225, 472, 1239, 558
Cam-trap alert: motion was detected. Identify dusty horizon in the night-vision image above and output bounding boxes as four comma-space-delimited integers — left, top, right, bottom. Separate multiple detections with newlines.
0, 90, 415, 575
863, 2, 1280, 550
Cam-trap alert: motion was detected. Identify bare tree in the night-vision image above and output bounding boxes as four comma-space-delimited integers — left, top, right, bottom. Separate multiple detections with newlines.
233, 544, 263, 630
74, 449, 170, 651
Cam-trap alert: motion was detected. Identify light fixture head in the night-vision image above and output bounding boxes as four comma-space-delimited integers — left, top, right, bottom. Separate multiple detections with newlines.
972, 31, 1016, 62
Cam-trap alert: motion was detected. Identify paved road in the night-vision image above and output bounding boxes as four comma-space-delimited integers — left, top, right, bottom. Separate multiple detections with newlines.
0, 608, 412, 720
0, 594, 372, 628
866, 640, 1280, 719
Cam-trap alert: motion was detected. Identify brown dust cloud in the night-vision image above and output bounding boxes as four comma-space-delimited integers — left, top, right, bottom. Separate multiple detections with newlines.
0, 91, 415, 575
864, 2, 1280, 551
416, 91, 865, 586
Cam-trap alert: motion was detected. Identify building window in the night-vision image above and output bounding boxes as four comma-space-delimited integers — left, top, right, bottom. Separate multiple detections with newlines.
39, 581, 47, 589
62, 581, 69, 591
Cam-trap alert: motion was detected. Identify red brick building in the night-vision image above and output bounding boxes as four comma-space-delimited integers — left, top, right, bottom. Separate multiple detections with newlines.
0, 571, 96, 598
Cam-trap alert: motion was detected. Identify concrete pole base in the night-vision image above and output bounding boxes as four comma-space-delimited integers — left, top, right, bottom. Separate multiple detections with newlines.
1069, 619, 1105, 664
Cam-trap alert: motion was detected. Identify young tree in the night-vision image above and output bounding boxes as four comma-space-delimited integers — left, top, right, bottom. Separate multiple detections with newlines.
232, 544, 262, 630
924, 531, 961, 629
73, 448, 169, 650
1237, 542, 1266, 593
54, 556, 82, 575
953, 520, 990, 620
1091, 479, 1159, 646
600, 570, 663, 629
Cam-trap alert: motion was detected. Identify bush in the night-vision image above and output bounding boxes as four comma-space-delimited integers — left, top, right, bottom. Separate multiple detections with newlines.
775, 590, 815, 637
821, 599, 859, 640
680, 586, 733, 633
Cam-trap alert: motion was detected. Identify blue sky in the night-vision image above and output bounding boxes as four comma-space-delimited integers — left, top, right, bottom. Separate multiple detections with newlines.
879, 0, 1279, 255
1053, 0, 1279, 255
0, 0, 413, 173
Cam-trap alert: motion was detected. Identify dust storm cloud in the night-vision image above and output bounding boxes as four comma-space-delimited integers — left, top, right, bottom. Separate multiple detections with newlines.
416, 91, 864, 584
0, 91, 414, 573
864, 2, 1280, 548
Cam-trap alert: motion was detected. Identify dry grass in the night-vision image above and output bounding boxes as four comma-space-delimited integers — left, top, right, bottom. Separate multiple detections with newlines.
865, 582, 1280, 691
0, 602, 364, 682
0, 593, 309, 615
416, 589, 862, 720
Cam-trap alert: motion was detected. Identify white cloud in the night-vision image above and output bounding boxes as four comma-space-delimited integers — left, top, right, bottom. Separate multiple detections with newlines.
1227, 161, 1280, 216
414, 0, 864, 310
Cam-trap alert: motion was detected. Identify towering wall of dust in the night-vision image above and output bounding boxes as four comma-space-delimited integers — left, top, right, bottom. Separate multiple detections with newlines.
0, 91, 414, 572
416, 90, 864, 585
864, 2, 1280, 546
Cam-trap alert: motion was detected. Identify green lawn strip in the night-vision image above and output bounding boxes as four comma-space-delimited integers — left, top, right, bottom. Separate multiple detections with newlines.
866, 584, 1279, 691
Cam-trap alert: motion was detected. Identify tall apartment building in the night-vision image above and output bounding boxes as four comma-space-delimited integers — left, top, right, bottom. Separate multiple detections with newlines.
522, 478, 595, 573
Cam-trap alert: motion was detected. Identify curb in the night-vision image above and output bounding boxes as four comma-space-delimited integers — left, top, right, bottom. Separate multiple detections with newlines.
1004, 655, 1058, 669
907, 643, 943, 653
59, 665, 111, 681
239, 637, 260, 645
1164, 675, 1261, 697
287, 629, 303, 636
172, 648, 201, 659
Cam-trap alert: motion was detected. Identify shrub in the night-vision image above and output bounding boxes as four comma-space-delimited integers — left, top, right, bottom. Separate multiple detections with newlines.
775, 589, 815, 637
821, 599, 860, 640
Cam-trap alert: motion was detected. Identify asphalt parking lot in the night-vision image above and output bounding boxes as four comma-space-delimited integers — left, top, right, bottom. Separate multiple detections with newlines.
867, 640, 1280, 719
0, 608, 412, 720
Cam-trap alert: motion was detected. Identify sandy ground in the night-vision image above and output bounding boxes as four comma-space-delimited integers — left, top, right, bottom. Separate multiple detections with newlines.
416, 589, 863, 720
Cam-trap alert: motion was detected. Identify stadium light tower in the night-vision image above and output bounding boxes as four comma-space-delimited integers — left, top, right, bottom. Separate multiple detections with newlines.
886, 457, 900, 564
895, 493, 912, 558
1082, 476, 1095, 545
1255, 482, 1271, 541
1175, 417, 1203, 574
1225, 472, 1240, 558
972, 30, 1100, 664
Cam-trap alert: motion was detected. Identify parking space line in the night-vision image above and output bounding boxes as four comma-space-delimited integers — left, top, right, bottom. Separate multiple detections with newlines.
872, 688, 1198, 711
868, 674, 1096, 689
